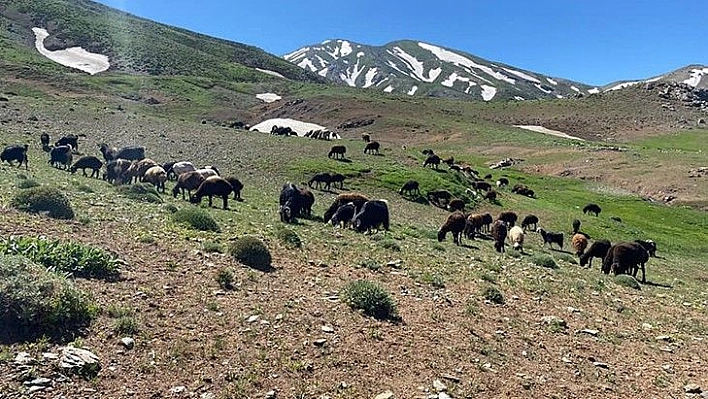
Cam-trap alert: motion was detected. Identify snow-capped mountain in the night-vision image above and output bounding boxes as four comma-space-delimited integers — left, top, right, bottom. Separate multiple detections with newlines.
284, 39, 596, 101
603, 64, 708, 91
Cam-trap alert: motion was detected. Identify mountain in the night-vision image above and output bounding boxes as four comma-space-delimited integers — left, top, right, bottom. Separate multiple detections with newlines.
284, 39, 596, 101
602, 64, 708, 91
0, 0, 324, 83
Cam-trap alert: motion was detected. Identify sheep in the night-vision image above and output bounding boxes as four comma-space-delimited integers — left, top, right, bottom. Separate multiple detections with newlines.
353, 200, 390, 234
511, 184, 535, 197
583, 203, 602, 216
572, 219, 581, 234
442, 157, 455, 166
364, 141, 380, 154
162, 161, 177, 180
69, 156, 103, 178
481, 213, 493, 233
40, 133, 50, 147
537, 228, 564, 250
483, 174, 493, 180
521, 214, 539, 231
472, 181, 492, 192
426, 189, 452, 207
421, 149, 434, 155
497, 211, 518, 227
1, 144, 29, 169
329, 174, 345, 190
104, 159, 132, 185
496, 177, 509, 188
571, 233, 589, 257
464, 213, 484, 239
484, 190, 498, 202
447, 198, 465, 212
579, 239, 611, 268
634, 239, 657, 258
298, 187, 315, 217
98, 143, 118, 162
423, 154, 441, 169
169, 161, 196, 179
224, 176, 244, 201
172, 171, 205, 200
491, 220, 508, 253
323, 193, 370, 223
203, 165, 221, 176
279, 183, 307, 223
126, 158, 159, 183
55, 134, 78, 151
602, 242, 649, 282
49, 145, 73, 169
143, 166, 168, 193
309, 173, 332, 190
328, 145, 347, 159
362, 134, 371, 142
399, 180, 420, 196
98, 143, 145, 162
195, 168, 219, 179
190, 176, 233, 209
438, 211, 466, 245
330, 202, 356, 228
509, 226, 525, 252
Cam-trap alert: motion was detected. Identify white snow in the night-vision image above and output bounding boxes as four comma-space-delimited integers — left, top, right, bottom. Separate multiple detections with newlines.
684, 68, 708, 87
250, 118, 338, 138
283, 47, 309, 60
546, 77, 558, 85
375, 77, 388, 87
513, 96, 525, 101
646, 76, 663, 83
588, 88, 600, 94
363, 68, 378, 88
314, 55, 329, 68
32, 27, 109, 75
297, 58, 317, 72
318, 68, 328, 77
383, 85, 395, 93
255, 93, 282, 103
255, 68, 285, 78
321, 40, 331, 44
419, 42, 515, 84
441, 72, 477, 93
556, 94, 564, 99
534, 83, 553, 94
408, 86, 418, 95
514, 125, 585, 141
357, 51, 365, 58
607, 81, 641, 91
339, 40, 353, 57
503, 67, 540, 83
391, 46, 441, 82
571, 86, 581, 93
480, 85, 497, 101
339, 58, 365, 87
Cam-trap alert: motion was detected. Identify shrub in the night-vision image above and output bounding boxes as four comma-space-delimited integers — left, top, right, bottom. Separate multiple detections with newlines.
229, 237, 272, 271
342, 280, 399, 321
171, 207, 220, 232
164, 204, 178, 214
556, 254, 577, 264
359, 258, 382, 272
275, 227, 301, 248
531, 254, 558, 269
202, 240, 223, 253
11, 186, 74, 219
379, 239, 401, 252
615, 274, 641, 290
216, 268, 236, 290
16, 178, 40, 189
114, 316, 139, 335
482, 285, 504, 304
419, 271, 445, 288
117, 183, 162, 203
0, 255, 98, 342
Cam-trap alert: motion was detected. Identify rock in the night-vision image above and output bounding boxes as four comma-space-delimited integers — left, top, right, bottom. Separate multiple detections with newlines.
120, 337, 135, 350
374, 391, 394, 399
200, 393, 216, 399
433, 379, 447, 392
441, 373, 460, 383
321, 326, 334, 333
438, 393, 451, 399
313, 339, 327, 346
58, 346, 101, 376
578, 329, 599, 336
24, 378, 52, 386
685, 384, 702, 394
641, 323, 653, 331
27, 386, 45, 393
42, 352, 58, 360
593, 362, 609, 369
655, 335, 673, 342
265, 390, 276, 398
247, 315, 260, 323
541, 316, 566, 327
14, 352, 34, 365
170, 386, 187, 394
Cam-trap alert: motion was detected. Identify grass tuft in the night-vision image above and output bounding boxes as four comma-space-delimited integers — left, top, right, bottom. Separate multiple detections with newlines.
117, 183, 163, 203
229, 237, 272, 271
615, 274, 641, 290
171, 207, 220, 232
341, 280, 399, 321
11, 186, 74, 219
482, 285, 504, 304
275, 226, 302, 248
531, 254, 558, 269
216, 268, 236, 290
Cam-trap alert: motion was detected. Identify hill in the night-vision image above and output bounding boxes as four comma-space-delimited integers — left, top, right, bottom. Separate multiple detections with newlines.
603, 64, 708, 91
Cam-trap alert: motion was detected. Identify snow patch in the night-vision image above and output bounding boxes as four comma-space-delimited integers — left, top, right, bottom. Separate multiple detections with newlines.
339, 58, 365, 87
363, 68, 378, 88
314, 55, 329, 68
357, 51, 365, 58
256, 93, 282, 103
383, 85, 395, 93
283, 47, 309, 60
297, 58, 317, 72
514, 96, 525, 101
318, 68, 328, 77
607, 81, 641, 91
684, 68, 708, 87
546, 77, 558, 85
408, 86, 418, 95
255, 68, 285, 78
420, 42, 515, 84
441, 72, 477, 93
571, 86, 581, 93
339, 40, 353, 57
502, 67, 540, 83
514, 125, 584, 141
250, 118, 338, 138
391, 46, 441, 82
534, 83, 553, 94
32, 27, 109, 75
480, 85, 497, 101
588, 88, 600, 94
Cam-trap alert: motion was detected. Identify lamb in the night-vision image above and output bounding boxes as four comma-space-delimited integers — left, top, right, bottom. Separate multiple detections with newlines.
438, 211, 466, 245
464, 213, 484, 239
364, 141, 380, 154
224, 176, 244, 201
323, 193, 370, 223
537, 228, 564, 250
497, 211, 518, 227
353, 200, 390, 234
190, 176, 233, 210
491, 220, 508, 253
423, 154, 441, 169
634, 239, 657, 258
579, 239, 611, 268
1, 144, 29, 169
330, 202, 356, 228
399, 180, 420, 196
447, 198, 465, 212
328, 145, 347, 159
55, 135, 79, 151
104, 159, 132, 185
481, 213, 493, 233
329, 173, 345, 190
583, 203, 602, 216
572, 219, 581, 234
496, 177, 509, 188
309, 173, 332, 190
126, 158, 159, 183
427, 189, 452, 207
49, 145, 73, 170
521, 214, 539, 231
69, 156, 103, 178
602, 242, 649, 282
172, 171, 205, 199
509, 226, 525, 252
571, 233, 589, 257
142, 166, 168, 193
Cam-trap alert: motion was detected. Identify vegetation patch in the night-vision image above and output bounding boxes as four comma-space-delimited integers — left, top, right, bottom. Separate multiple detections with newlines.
10, 186, 74, 219
229, 237, 272, 271
117, 183, 163, 203
16, 178, 40, 189
482, 285, 505, 304
275, 226, 302, 248
341, 280, 399, 321
216, 268, 236, 290
202, 240, 223, 253
615, 274, 642, 290
531, 254, 558, 269
171, 207, 220, 232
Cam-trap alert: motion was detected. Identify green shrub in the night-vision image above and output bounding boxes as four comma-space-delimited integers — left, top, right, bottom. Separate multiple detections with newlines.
164, 204, 178, 213
359, 258, 382, 272
275, 227, 302, 248
615, 274, 641, 290
419, 271, 445, 288
0, 236, 120, 279
16, 178, 40, 189
342, 280, 399, 321
531, 254, 558, 269
114, 316, 139, 335
202, 240, 223, 253
229, 237, 272, 271
0, 255, 98, 342
556, 254, 578, 264
11, 186, 74, 219
379, 239, 401, 252
117, 183, 162, 203
171, 207, 220, 232
482, 286, 504, 304
216, 268, 236, 290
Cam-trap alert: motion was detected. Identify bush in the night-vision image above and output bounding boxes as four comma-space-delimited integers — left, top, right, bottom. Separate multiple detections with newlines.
16, 178, 40, 189
615, 274, 641, 290
202, 240, 223, 253
229, 237, 272, 271
531, 254, 558, 269
171, 207, 220, 232
11, 186, 74, 219
216, 268, 236, 290
342, 280, 399, 321
0, 236, 120, 279
114, 316, 139, 335
117, 183, 162, 203
379, 239, 401, 252
482, 285, 504, 304
275, 227, 301, 248
0, 255, 98, 342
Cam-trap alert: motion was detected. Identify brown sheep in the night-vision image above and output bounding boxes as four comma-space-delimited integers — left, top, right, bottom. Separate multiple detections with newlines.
328, 145, 347, 159
126, 158, 159, 183
579, 240, 611, 268
464, 213, 484, 239
438, 212, 467, 245
602, 242, 649, 282
497, 211, 518, 227
172, 171, 206, 200
323, 193, 370, 222
447, 198, 465, 212
491, 220, 508, 253
143, 166, 168, 193
481, 213, 493, 233
571, 233, 589, 257
364, 141, 381, 154
190, 176, 233, 209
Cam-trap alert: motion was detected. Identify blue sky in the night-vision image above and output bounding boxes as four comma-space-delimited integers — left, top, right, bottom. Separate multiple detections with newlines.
95, 0, 706, 86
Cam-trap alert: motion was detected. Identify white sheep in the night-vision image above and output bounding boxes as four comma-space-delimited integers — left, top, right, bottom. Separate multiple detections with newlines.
172, 161, 196, 178
509, 225, 525, 252
195, 168, 218, 179
143, 166, 168, 193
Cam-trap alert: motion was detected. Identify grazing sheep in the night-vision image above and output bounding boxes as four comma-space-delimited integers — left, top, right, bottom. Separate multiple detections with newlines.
447, 198, 465, 212
497, 211, 518, 227
353, 200, 390, 234
438, 211, 466, 245
362, 134, 371, 142
509, 226, 525, 252
309, 173, 332, 190
1, 144, 29, 169
330, 202, 356, 228
364, 141, 380, 154
472, 181, 492, 192
329, 173, 345, 190
579, 239, 611, 268
279, 183, 307, 222
571, 233, 589, 257
323, 193, 370, 223
511, 184, 535, 198
126, 158, 159, 183
483, 174, 493, 180
484, 190, 498, 202
298, 187, 315, 217
602, 242, 649, 282
171, 161, 196, 179
55, 134, 79, 151
190, 176, 233, 210
464, 213, 484, 239
423, 154, 441, 169
224, 176, 244, 200
172, 171, 205, 199
40, 133, 50, 147
572, 219, 581, 234
98, 143, 118, 162
491, 220, 508, 253
104, 159, 132, 185
422, 149, 434, 155
203, 165, 221, 176
70, 156, 103, 178
496, 177, 509, 188
99, 143, 145, 162
442, 157, 455, 166
49, 145, 73, 170
143, 166, 168, 193
194, 168, 219, 179
399, 180, 420, 196
162, 161, 177, 180
583, 203, 602, 216
427, 189, 452, 207
481, 213, 493, 233
521, 214, 539, 231
634, 239, 657, 258
537, 228, 564, 250
328, 145, 347, 159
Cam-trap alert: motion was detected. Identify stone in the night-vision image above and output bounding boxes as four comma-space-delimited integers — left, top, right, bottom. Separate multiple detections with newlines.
42, 352, 58, 360
200, 393, 216, 399
655, 335, 672, 342
14, 352, 34, 365
374, 391, 394, 399
578, 329, 599, 336
441, 374, 460, 383
120, 337, 135, 350
59, 346, 101, 376
439, 393, 451, 399
25, 378, 52, 386
27, 386, 45, 393
321, 326, 334, 333
433, 379, 447, 392
170, 386, 187, 394
541, 316, 566, 327
593, 362, 609, 369
641, 323, 653, 331
265, 390, 276, 398
247, 315, 260, 323
314, 339, 327, 346
685, 384, 702, 394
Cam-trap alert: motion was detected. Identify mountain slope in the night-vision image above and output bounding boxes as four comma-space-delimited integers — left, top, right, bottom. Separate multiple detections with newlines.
0, 0, 324, 83
603, 64, 708, 91
284, 39, 595, 101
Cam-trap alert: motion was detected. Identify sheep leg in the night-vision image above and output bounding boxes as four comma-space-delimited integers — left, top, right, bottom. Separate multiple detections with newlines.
208, 195, 214, 207
222, 195, 228, 210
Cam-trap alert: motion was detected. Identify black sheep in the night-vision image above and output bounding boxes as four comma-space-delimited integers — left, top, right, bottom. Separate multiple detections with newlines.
634, 239, 657, 258
190, 177, 233, 209
602, 242, 649, 282
521, 214, 539, 231
329, 173, 345, 190
491, 220, 508, 253
427, 189, 452, 207
497, 211, 518, 227
537, 228, 564, 250
1, 144, 29, 169
298, 188, 315, 217
353, 200, 390, 234
162, 161, 177, 180
438, 212, 467, 245
328, 145, 346, 159
55, 134, 78, 151
481, 213, 493, 233
399, 180, 420, 196
70, 156, 103, 178
40, 133, 50, 147
484, 190, 498, 202
496, 177, 509, 187
472, 181, 492, 192
579, 239, 611, 268
323, 193, 370, 223
583, 203, 602, 216
572, 219, 581, 234
330, 202, 356, 228
423, 154, 441, 169
364, 141, 380, 154
49, 145, 73, 169
224, 176, 244, 201
309, 173, 332, 190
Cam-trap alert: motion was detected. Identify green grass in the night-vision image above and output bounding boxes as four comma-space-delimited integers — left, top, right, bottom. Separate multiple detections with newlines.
341, 280, 399, 321
171, 207, 220, 232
